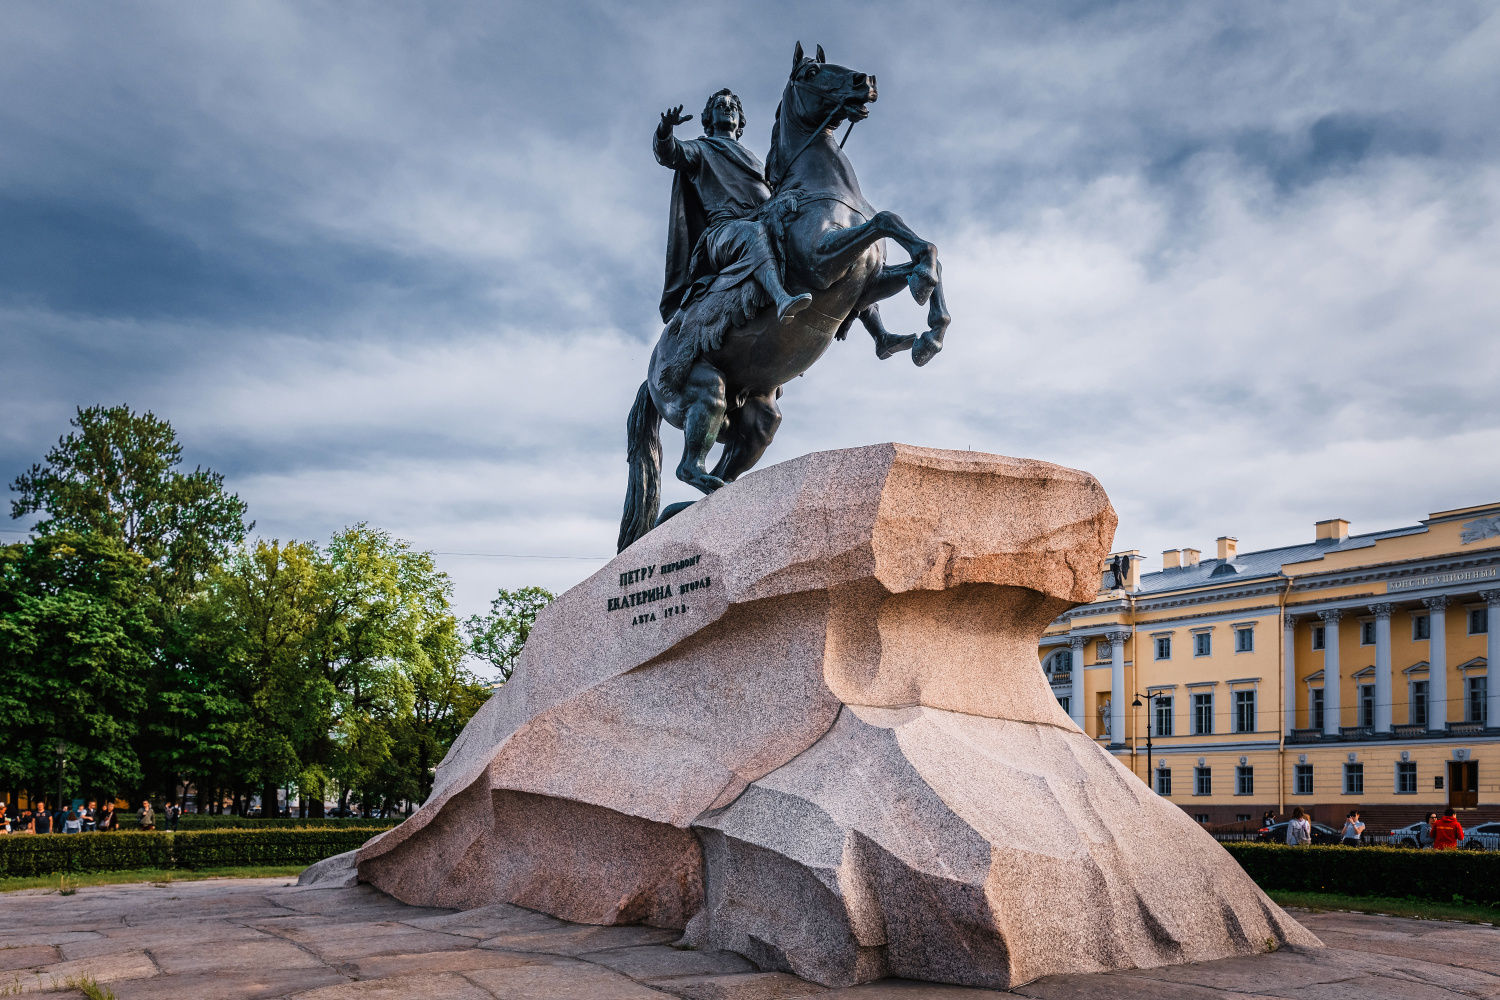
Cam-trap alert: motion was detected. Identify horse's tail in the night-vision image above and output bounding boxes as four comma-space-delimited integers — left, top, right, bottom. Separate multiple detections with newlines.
617, 380, 661, 553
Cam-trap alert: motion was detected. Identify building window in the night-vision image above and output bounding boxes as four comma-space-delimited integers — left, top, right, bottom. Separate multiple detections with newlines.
1312, 626, 1326, 650
1155, 636, 1172, 660
1411, 680, 1428, 726
1057, 696, 1070, 715
1396, 761, 1417, 794
1310, 688, 1325, 730
1235, 627, 1254, 652
1193, 692, 1214, 735
1344, 763, 1364, 795
1234, 689, 1255, 733
1156, 768, 1172, 795
1235, 766, 1254, 796
1468, 676, 1489, 724
1413, 614, 1430, 640
1359, 684, 1375, 729
1154, 696, 1174, 737
1235, 813, 1251, 823
1360, 620, 1376, 645
1294, 764, 1313, 795
1194, 632, 1211, 657
1470, 608, 1489, 635
1194, 814, 1209, 823
1046, 649, 1072, 676
1194, 766, 1212, 796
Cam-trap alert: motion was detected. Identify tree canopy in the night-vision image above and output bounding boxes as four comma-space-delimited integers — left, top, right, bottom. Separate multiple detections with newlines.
2, 406, 519, 817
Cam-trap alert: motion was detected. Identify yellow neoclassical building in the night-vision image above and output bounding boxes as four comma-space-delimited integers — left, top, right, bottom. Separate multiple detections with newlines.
1038, 502, 1500, 830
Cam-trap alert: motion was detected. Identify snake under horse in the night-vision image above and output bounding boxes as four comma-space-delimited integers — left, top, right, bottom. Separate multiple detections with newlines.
618, 42, 951, 552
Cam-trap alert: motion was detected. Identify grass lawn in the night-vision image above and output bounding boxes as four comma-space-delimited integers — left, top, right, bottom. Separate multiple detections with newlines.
1270, 889, 1500, 924
0, 866, 306, 893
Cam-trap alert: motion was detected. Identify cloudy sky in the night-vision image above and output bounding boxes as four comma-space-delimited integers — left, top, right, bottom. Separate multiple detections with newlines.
3, 1, 1498, 624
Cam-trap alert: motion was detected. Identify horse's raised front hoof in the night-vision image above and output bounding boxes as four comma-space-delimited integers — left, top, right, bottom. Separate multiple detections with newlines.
874, 332, 916, 360
912, 331, 943, 367
908, 264, 938, 306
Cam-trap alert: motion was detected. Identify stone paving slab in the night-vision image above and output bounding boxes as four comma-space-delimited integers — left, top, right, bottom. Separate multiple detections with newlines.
1, 878, 1497, 998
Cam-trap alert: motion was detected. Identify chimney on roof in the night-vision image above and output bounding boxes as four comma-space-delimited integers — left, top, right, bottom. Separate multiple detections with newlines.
1217, 536, 1238, 561
1162, 549, 1182, 570
1316, 518, 1350, 543
1182, 547, 1201, 566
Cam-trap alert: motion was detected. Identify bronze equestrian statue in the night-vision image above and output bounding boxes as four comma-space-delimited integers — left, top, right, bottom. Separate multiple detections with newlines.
618, 42, 950, 552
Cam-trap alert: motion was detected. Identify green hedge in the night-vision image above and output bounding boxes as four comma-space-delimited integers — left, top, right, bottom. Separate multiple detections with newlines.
1224, 843, 1500, 906
0, 828, 384, 878
174, 815, 401, 830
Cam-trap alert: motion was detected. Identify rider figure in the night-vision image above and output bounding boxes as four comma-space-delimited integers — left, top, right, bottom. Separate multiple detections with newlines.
655, 89, 812, 327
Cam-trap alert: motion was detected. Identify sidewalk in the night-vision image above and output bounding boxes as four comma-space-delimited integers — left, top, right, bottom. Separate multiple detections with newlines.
1, 877, 1496, 998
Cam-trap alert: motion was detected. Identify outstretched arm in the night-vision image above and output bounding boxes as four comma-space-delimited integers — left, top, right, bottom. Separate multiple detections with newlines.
654, 105, 695, 170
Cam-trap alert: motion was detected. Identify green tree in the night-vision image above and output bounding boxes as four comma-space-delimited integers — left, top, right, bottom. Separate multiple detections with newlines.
464, 586, 554, 682
10, 404, 249, 601
0, 533, 158, 803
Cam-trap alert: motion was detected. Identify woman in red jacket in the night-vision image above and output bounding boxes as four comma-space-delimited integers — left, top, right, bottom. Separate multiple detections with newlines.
1431, 808, 1465, 850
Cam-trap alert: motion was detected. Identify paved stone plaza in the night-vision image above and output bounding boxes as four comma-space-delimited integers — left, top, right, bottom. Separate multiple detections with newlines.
2, 877, 1498, 998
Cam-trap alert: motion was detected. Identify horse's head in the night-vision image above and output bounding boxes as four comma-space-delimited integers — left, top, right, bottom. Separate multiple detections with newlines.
784, 41, 877, 130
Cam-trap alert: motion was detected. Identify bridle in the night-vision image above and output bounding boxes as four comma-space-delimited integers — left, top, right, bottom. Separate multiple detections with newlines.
770, 73, 867, 188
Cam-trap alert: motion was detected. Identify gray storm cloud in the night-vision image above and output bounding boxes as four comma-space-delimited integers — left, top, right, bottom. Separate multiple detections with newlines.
2, 1, 1497, 618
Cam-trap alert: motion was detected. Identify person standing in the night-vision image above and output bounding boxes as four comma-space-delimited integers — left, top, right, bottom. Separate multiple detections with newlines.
82, 801, 97, 832
1286, 806, 1312, 846
165, 802, 181, 832
137, 800, 155, 831
98, 802, 117, 831
1421, 812, 1438, 849
0, 802, 10, 835
1340, 810, 1365, 847
63, 810, 81, 834
1432, 808, 1465, 850
1262, 809, 1277, 830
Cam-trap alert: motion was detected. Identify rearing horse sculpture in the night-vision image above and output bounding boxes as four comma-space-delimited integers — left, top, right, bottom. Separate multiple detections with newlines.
618, 43, 950, 551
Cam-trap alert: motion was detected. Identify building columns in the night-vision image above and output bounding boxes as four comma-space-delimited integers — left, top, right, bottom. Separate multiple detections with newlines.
1481, 590, 1500, 729
1319, 610, 1343, 737
1283, 615, 1297, 731
1422, 596, 1449, 731
1067, 636, 1088, 733
1370, 603, 1394, 733
1107, 630, 1129, 746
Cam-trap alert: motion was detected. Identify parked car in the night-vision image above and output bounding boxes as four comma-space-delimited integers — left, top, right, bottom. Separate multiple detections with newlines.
1463, 822, 1500, 851
1257, 820, 1341, 845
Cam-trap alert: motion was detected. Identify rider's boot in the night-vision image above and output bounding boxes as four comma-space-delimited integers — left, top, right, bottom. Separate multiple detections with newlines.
757, 264, 812, 323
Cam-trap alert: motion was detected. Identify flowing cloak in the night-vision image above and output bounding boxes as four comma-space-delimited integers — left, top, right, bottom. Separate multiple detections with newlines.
656, 133, 774, 322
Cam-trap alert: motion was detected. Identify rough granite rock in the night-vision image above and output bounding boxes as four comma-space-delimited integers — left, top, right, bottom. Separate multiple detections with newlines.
320, 443, 1320, 989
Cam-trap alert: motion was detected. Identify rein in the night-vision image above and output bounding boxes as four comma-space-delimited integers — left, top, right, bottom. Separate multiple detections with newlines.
769, 78, 851, 189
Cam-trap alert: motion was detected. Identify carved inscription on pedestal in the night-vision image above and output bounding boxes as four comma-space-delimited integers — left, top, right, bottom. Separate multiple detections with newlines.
607, 552, 712, 626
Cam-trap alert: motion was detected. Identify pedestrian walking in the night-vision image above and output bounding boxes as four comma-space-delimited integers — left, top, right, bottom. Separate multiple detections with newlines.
1432, 808, 1465, 851
1421, 812, 1437, 849
1262, 809, 1276, 829
0, 802, 10, 835
33, 804, 51, 835
1286, 806, 1312, 846
137, 800, 155, 830
63, 810, 82, 834
1340, 810, 1364, 847
165, 802, 181, 831
98, 802, 117, 831
82, 801, 97, 832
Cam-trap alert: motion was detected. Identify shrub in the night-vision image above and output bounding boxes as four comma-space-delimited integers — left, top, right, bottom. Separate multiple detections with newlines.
1224, 843, 1500, 906
0, 832, 174, 878
172, 829, 378, 869
174, 815, 401, 830
0, 828, 386, 878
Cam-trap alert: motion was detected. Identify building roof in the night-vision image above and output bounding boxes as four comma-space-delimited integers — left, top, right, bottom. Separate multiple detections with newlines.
1133, 524, 1430, 596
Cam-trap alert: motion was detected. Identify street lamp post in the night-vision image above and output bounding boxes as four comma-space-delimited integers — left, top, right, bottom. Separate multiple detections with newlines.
1131, 693, 1158, 791
54, 742, 68, 816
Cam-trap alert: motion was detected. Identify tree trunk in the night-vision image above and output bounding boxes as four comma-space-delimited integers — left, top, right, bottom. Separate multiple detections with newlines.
262, 780, 280, 819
